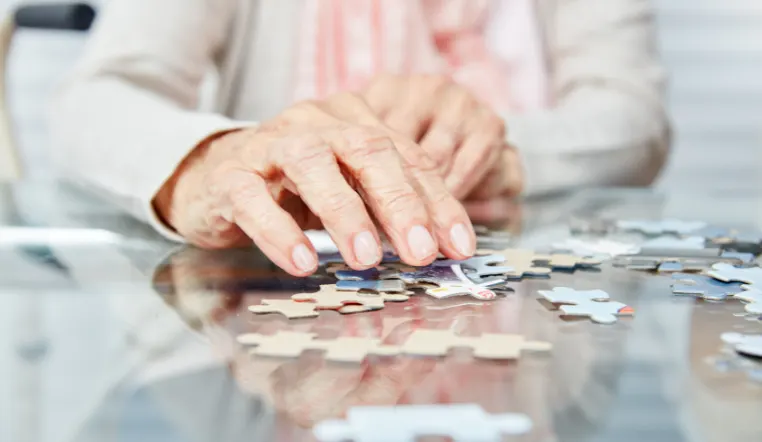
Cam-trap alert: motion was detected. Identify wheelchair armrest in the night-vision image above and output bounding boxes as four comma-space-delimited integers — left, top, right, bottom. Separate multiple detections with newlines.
14, 3, 95, 31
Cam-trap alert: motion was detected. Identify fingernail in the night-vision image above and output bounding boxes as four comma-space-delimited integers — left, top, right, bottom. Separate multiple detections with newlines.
292, 243, 317, 273
450, 223, 474, 256
354, 231, 381, 266
407, 225, 437, 261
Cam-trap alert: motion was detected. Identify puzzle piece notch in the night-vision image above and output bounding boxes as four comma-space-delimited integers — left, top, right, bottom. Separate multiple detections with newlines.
292, 284, 411, 310
538, 287, 633, 324
313, 404, 532, 442
721, 332, 762, 359
616, 219, 707, 236
237, 331, 400, 362
708, 263, 762, 288
671, 273, 746, 301
401, 329, 551, 360
735, 288, 762, 314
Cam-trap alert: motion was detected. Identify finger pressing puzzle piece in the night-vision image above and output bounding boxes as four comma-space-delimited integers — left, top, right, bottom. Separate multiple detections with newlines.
248, 299, 320, 319
671, 273, 746, 301
313, 404, 532, 442
401, 329, 551, 360
237, 331, 399, 363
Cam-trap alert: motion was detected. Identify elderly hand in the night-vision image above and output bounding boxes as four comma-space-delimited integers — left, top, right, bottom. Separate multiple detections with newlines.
154, 93, 476, 276
362, 74, 523, 200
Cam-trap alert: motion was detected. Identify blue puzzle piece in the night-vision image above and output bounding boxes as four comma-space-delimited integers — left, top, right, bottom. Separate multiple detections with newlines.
671, 273, 746, 301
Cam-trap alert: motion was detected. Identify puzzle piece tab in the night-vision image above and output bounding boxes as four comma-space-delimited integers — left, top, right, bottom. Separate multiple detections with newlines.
708, 263, 762, 288
735, 288, 762, 315
538, 287, 633, 324
401, 329, 551, 360
292, 284, 410, 310
237, 331, 399, 362
671, 273, 746, 301
313, 404, 532, 442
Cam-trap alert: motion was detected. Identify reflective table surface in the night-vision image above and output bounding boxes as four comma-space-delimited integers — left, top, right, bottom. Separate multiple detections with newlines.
1, 182, 761, 442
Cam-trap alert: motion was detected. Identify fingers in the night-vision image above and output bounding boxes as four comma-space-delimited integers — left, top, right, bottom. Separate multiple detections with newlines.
444, 107, 505, 199
393, 141, 477, 260
328, 126, 439, 266
268, 133, 385, 270
207, 163, 319, 277
418, 87, 476, 171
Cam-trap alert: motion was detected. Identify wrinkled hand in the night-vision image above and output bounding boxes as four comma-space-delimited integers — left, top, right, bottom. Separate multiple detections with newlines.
154, 93, 476, 276
362, 74, 523, 200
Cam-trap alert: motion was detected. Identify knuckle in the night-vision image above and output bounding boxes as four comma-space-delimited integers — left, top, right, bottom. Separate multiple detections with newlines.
405, 147, 439, 174
377, 185, 422, 213
317, 189, 365, 215
281, 136, 332, 166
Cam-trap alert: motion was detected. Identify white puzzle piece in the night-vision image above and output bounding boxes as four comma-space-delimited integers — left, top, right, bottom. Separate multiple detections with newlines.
551, 238, 640, 257
538, 287, 634, 324
708, 263, 762, 288
641, 236, 706, 250
313, 404, 532, 442
735, 288, 762, 314
721, 333, 762, 358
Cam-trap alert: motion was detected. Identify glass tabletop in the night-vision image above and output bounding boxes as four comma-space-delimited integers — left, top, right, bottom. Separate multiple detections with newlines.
1, 182, 760, 442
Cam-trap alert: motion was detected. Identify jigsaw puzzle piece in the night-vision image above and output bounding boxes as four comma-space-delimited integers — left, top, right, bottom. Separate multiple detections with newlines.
425, 284, 498, 301
335, 279, 408, 293
396, 264, 471, 285
616, 219, 707, 236
432, 254, 513, 278
560, 302, 634, 324
641, 236, 706, 250
551, 238, 640, 257
708, 263, 762, 288
735, 288, 762, 314
248, 299, 320, 319
721, 332, 762, 359
538, 287, 610, 304
238, 331, 400, 362
292, 284, 410, 310
313, 404, 533, 442
400, 329, 551, 360
671, 273, 746, 301
493, 249, 552, 279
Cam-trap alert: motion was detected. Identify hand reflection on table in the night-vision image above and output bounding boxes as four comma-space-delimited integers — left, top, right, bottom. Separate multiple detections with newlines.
143, 245, 634, 442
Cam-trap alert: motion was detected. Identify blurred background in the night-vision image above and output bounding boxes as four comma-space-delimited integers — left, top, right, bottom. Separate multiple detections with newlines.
2, 0, 762, 190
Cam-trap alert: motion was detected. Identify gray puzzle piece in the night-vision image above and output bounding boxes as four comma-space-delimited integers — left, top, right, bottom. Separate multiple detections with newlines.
671, 273, 746, 301
708, 263, 762, 288
335, 279, 407, 293
432, 254, 513, 278
616, 219, 707, 236
538, 287, 610, 304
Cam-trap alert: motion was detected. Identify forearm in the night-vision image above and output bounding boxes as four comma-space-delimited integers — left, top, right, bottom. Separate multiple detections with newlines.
506, 86, 670, 196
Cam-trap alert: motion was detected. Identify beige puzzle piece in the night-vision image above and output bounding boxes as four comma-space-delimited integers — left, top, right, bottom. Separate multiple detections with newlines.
401, 329, 551, 360
478, 248, 601, 278
292, 284, 412, 310
248, 299, 320, 319
237, 331, 400, 362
